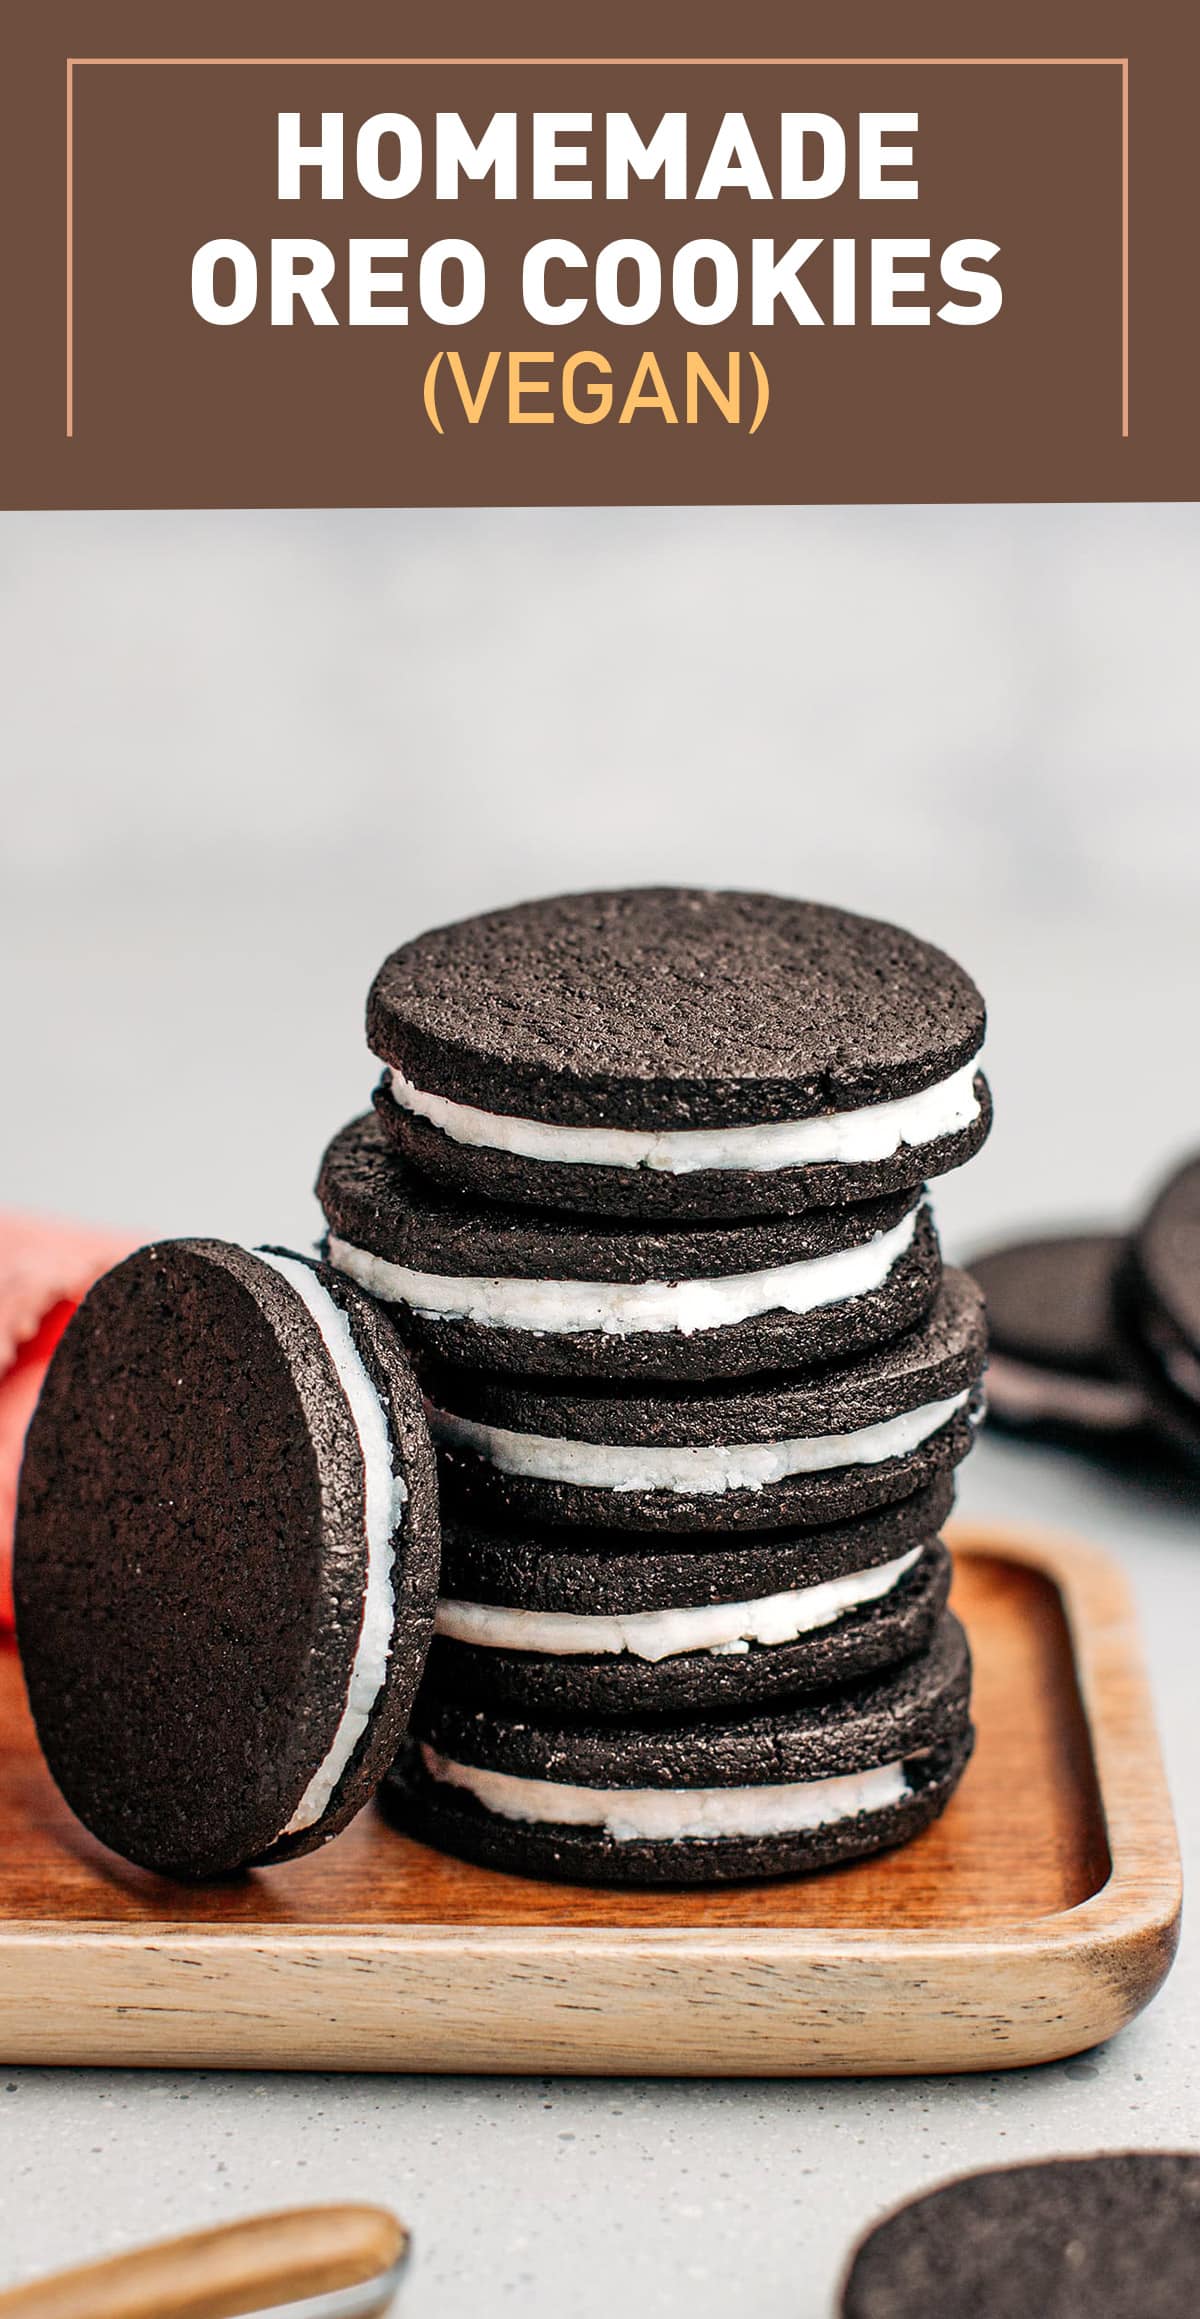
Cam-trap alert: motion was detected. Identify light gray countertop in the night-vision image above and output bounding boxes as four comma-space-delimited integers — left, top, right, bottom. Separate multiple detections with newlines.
1, 501, 1197, 2309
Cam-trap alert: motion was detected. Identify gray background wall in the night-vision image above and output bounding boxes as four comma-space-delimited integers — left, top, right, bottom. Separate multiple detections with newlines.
3, 502, 1197, 1264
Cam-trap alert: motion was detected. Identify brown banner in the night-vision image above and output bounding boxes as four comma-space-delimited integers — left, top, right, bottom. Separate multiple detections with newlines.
2, 2, 1196, 505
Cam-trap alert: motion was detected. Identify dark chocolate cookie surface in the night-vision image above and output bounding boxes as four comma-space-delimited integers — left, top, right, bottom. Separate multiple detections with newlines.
14, 1241, 440, 1879
438, 1472, 956, 1612
369, 889, 987, 1125
320, 1111, 941, 1381
422, 1269, 985, 1445
422, 1269, 986, 1532
369, 888, 991, 1217
413, 1607, 970, 1784
428, 1478, 955, 1712
388, 1611, 973, 1886
424, 1537, 952, 1717
842, 2154, 1200, 2319
387, 1729, 971, 1887
376, 1078, 993, 1222
971, 1232, 1147, 1439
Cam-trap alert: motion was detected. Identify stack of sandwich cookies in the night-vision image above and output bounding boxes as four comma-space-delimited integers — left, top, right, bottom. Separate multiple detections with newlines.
424, 1476, 955, 1716
318, 1111, 942, 1383
389, 1611, 973, 1888
417, 1269, 985, 1536
318, 887, 992, 1886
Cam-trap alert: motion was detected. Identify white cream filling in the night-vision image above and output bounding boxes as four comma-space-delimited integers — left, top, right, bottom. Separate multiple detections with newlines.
428, 1388, 970, 1496
257, 1251, 407, 1836
434, 1545, 922, 1661
420, 1744, 911, 1840
388, 1059, 980, 1176
327, 1207, 919, 1339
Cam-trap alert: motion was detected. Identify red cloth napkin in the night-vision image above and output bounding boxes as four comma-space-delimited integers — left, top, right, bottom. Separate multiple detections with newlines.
0, 1213, 138, 1631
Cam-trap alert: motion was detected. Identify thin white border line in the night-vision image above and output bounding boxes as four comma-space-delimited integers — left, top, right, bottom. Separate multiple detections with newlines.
65, 57, 1130, 443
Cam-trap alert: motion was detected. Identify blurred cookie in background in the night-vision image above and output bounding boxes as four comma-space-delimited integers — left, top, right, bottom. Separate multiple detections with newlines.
969, 1231, 1148, 1446
1119, 1155, 1200, 1466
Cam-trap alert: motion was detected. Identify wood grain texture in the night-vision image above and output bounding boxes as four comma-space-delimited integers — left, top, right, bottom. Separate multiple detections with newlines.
0, 1526, 1180, 2075
0, 2206, 407, 2319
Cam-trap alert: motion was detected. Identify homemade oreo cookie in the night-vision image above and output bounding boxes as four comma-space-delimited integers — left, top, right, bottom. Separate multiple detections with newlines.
422, 1269, 987, 1534
425, 1475, 954, 1716
318, 1111, 942, 1384
970, 1231, 1147, 1442
389, 1609, 973, 1886
368, 888, 991, 1220
842, 2153, 1200, 2319
14, 1240, 440, 1879
1121, 1155, 1200, 1460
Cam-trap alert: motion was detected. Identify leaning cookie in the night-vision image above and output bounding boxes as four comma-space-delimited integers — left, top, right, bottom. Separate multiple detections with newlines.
425, 1475, 955, 1716
14, 1240, 440, 1879
368, 887, 991, 1220
420, 1269, 987, 1535
969, 1231, 1148, 1442
1120, 1155, 1200, 1462
319, 1112, 942, 1384
388, 1611, 973, 1887
841, 2153, 1200, 2319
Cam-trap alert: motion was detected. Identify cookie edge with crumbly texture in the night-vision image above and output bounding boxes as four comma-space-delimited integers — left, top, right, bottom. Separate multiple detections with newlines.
377, 1206, 943, 1384
385, 1725, 973, 1888
421, 1536, 952, 1717
366, 888, 988, 1125
434, 1404, 979, 1536
258, 1259, 442, 1866
373, 1072, 993, 1219
438, 1471, 956, 1610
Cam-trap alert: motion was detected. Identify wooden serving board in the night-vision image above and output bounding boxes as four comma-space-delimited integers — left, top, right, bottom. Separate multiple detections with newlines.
0, 1525, 1181, 2076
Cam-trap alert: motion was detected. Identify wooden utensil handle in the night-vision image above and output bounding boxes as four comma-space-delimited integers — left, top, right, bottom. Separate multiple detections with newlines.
0, 2206, 408, 2319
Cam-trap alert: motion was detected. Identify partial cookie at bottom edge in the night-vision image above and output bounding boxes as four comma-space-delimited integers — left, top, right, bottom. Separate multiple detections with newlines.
841, 2153, 1200, 2319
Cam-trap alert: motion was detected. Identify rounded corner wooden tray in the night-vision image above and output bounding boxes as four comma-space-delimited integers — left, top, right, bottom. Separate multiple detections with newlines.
0, 1523, 1182, 2076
